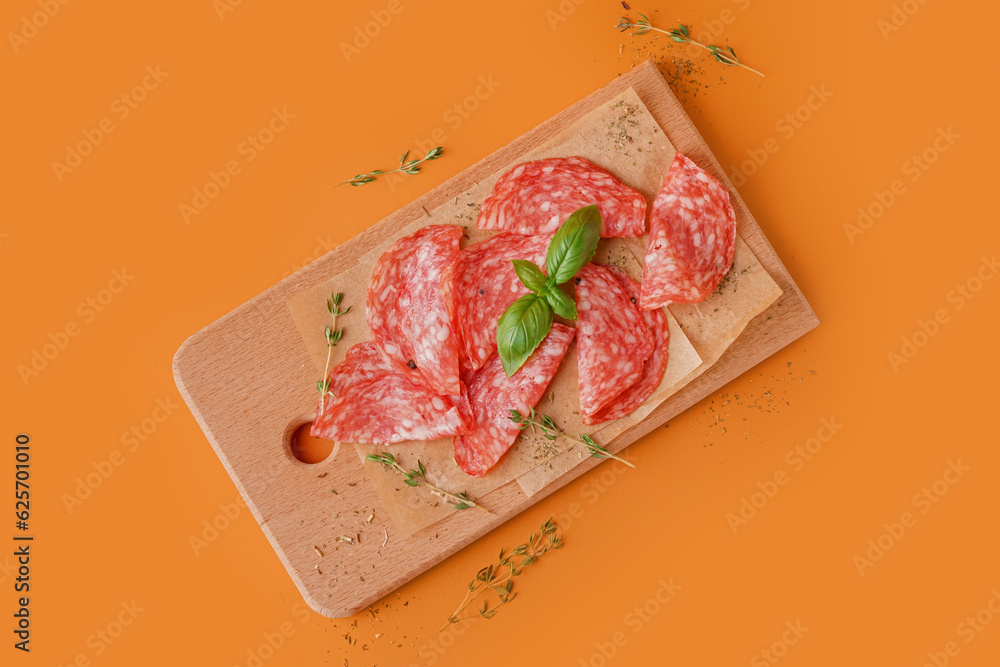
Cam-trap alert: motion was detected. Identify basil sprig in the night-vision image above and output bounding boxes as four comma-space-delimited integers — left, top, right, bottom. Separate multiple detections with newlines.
496, 205, 602, 376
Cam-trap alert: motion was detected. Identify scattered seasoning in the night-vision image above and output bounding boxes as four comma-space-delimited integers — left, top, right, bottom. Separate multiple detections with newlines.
314, 546, 325, 557
366, 514, 374, 523
511, 408, 636, 468
617, 14, 764, 77
454, 200, 481, 224
606, 100, 641, 155
614, 11, 719, 106
524, 429, 562, 462
712, 262, 753, 296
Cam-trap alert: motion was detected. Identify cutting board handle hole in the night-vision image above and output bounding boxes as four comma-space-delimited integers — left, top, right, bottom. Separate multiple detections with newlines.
287, 418, 336, 464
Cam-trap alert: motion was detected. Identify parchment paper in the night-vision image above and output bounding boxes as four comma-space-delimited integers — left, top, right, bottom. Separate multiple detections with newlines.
285, 87, 780, 532
516, 235, 782, 497
346, 239, 702, 534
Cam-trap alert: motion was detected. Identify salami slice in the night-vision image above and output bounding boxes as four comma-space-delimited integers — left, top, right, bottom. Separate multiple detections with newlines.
443, 233, 550, 374
366, 225, 462, 396
321, 342, 394, 398
588, 268, 669, 424
454, 324, 575, 477
640, 153, 736, 308
575, 263, 654, 424
477, 157, 647, 237
312, 375, 469, 444
312, 342, 471, 444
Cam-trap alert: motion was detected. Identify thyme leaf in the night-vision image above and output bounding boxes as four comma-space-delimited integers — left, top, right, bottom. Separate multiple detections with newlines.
441, 517, 563, 630
616, 14, 765, 77
365, 452, 491, 514
316, 292, 351, 416
336, 146, 444, 187
509, 408, 636, 468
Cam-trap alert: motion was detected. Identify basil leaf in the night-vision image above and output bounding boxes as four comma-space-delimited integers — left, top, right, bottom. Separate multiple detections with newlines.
544, 286, 577, 320
545, 204, 602, 285
496, 293, 553, 377
510, 259, 548, 293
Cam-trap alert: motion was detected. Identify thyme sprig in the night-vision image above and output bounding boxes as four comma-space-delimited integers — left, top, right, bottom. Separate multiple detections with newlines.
365, 452, 491, 514
316, 292, 351, 416
616, 14, 765, 78
441, 517, 563, 630
510, 408, 636, 468
337, 147, 444, 187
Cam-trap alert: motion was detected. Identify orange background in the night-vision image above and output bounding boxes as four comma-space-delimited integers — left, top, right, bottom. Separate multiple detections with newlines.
4, 0, 999, 665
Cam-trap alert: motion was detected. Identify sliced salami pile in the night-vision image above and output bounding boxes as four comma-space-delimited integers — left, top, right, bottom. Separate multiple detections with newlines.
640, 152, 736, 308
477, 157, 647, 237
443, 233, 550, 374
307, 152, 740, 478
588, 268, 669, 424
311, 343, 472, 445
367, 225, 463, 396
574, 264, 655, 424
454, 324, 575, 477
313, 225, 473, 444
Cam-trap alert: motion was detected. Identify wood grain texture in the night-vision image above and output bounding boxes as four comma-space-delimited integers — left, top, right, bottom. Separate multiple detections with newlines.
172, 60, 819, 618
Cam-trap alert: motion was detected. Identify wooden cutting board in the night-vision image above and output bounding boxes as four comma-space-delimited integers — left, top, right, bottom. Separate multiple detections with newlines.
173, 60, 819, 618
